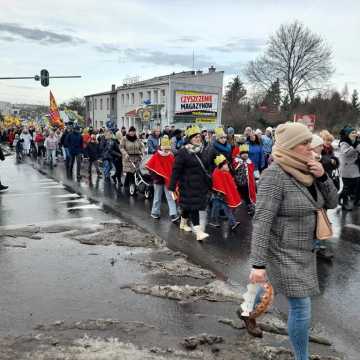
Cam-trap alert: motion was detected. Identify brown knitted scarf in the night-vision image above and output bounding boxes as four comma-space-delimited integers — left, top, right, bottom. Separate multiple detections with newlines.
272, 145, 314, 186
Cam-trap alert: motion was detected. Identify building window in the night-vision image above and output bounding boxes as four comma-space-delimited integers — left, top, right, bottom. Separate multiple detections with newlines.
107, 98, 109, 110
131, 93, 135, 105
161, 89, 166, 104
100, 99, 103, 110
139, 92, 143, 104
94, 99, 97, 110
126, 94, 130, 105
100, 121, 104, 128
121, 94, 125, 105
147, 90, 151, 103
111, 97, 115, 111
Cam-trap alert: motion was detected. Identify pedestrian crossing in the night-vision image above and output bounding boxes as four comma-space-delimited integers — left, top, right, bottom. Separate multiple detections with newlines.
0, 158, 111, 227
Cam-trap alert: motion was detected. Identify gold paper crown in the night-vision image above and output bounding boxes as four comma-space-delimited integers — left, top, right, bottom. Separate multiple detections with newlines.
214, 127, 226, 139
160, 136, 171, 149
185, 125, 201, 138
239, 144, 249, 153
214, 154, 227, 167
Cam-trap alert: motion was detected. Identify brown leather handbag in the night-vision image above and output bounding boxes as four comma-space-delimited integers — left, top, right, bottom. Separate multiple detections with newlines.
316, 209, 333, 240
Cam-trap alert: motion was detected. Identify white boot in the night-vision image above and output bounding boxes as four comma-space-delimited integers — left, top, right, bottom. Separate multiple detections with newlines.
180, 217, 192, 232
194, 225, 209, 241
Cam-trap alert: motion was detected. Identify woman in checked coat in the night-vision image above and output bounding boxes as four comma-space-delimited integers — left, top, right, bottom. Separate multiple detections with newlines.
247, 123, 338, 360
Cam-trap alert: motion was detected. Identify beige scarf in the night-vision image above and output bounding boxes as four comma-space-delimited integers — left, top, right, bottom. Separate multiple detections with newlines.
272, 145, 314, 186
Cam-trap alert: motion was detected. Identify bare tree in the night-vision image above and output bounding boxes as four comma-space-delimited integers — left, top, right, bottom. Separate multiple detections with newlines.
245, 21, 334, 106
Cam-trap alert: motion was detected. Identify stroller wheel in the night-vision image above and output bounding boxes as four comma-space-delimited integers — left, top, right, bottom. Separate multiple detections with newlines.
129, 183, 137, 196
144, 187, 152, 199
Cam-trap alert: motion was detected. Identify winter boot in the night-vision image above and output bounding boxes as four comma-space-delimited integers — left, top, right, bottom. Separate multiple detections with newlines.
179, 217, 192, 232
194, 225, 209, 241
0, 183, 8, 192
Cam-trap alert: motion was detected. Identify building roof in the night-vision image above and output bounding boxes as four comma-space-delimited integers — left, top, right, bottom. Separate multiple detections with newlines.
84, 69, 224, 97
117, 69, 224, 91
84, 90, 116, 98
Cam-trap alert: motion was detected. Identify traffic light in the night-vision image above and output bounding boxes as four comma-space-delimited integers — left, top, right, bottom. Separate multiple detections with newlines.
40, 69, 49, 87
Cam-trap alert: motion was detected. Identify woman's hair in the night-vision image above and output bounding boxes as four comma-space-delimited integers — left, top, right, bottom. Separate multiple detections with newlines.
319, 130, 334, 142
248, 133, 261, 145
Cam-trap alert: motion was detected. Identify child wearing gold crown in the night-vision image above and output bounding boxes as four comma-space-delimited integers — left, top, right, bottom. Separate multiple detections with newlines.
146, 136, 179, 223
210, 154, 241, 230
233, 144, 257, 217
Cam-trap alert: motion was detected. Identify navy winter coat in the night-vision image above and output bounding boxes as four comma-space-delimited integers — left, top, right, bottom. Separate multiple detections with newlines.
67, 131, 83, 156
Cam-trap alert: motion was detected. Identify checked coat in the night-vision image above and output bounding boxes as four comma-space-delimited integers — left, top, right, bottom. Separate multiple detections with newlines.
250, 163, 338, 298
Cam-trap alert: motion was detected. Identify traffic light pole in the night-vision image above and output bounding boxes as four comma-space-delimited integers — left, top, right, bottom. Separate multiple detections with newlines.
0, 76, 81, 79
0, 73, 81, 86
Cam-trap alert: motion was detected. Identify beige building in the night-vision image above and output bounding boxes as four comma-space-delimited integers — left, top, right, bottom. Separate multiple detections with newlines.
85, 67, 223, 131
84, 85, 117, 129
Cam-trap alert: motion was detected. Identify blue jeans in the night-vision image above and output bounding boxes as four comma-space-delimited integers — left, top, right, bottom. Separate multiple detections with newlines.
151, 184, 177, 217
209, 197, 236, 226
103, 159, 112, 179
288, 297, 311, 360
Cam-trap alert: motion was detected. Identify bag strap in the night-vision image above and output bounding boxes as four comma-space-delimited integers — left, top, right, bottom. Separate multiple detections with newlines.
194, 154, 211, 179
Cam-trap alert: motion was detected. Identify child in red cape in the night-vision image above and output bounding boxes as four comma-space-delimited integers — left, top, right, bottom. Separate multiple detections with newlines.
233, 144, 257, 217
146, 136, 179, 223
211, 154, 241, 231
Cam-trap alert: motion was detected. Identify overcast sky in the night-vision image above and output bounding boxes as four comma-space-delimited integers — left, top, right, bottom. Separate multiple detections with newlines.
0, 0, 359, 105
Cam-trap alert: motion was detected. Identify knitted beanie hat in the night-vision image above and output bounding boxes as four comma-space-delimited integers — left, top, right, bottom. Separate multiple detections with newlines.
275, 122, 313, 150
311, 134, 324, 149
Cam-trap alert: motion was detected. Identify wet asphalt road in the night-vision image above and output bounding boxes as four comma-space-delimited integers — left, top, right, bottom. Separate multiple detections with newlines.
1, 155, 360, 359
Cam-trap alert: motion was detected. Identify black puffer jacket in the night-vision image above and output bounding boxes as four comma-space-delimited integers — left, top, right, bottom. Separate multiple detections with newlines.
169, 147, 210, 211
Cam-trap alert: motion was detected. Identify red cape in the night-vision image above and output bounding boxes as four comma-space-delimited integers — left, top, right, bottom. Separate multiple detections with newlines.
146, 151, 175, 189
232, 146, 240, 159
232, 158, 257, 204
212, 168, 241, 208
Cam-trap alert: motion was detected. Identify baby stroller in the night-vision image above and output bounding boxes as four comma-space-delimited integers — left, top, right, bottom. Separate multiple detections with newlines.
129, 155, 154, 199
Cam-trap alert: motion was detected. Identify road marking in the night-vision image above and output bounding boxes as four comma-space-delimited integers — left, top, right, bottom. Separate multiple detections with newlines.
40, 185, 65, 189
36, 181, 59, 185
67, 204, 101, 211
3, 191, 51, 197
57, 199, 90, 204
52, 193, 81, 198
38, 179, 58, 182
344, 224, 360, 232
0, 217, 95, 231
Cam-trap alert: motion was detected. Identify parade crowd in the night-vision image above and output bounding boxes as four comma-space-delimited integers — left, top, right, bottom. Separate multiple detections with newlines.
1, 121, 360, 360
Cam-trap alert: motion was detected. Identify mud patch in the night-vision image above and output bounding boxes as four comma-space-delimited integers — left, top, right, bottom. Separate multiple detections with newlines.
0, 226, 41, 239
70, 223, 163, 248
220, 315, 332, 346
34, 319, 156, 333
1, 336, 206, 360
124, 280, 243, 303
181, 334, 224, 350
256, 346, 341, 360
141, 258, 216, 280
